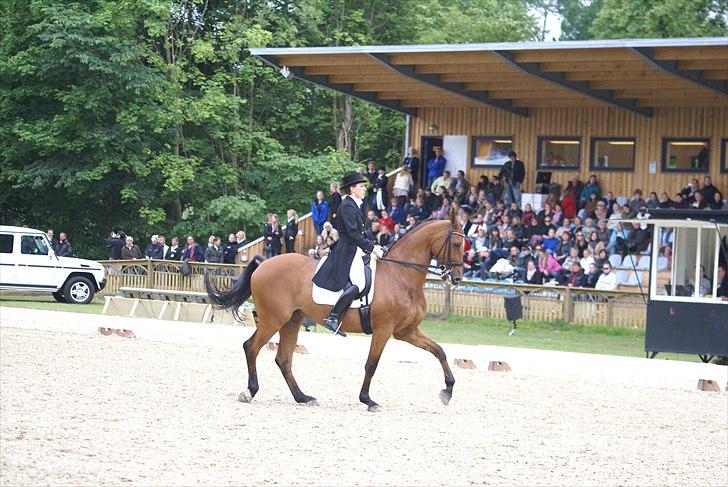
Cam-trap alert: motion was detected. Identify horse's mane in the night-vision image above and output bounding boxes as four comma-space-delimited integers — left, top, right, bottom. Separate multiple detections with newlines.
386, 218, 442, 253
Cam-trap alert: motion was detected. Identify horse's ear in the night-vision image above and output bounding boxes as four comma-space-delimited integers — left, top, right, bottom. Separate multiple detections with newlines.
449, 207, 457, 225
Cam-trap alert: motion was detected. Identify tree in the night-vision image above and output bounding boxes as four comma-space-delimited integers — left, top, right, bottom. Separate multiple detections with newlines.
558, 0, 603, 40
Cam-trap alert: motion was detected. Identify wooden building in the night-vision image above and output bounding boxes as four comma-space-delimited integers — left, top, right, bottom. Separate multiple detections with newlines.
251, 38, 727, 198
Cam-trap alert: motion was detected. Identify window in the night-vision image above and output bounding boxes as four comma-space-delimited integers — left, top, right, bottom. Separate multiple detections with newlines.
721, 138, 727, 174
471, 136, 513, 168
20, 235, 49, 255
537, 136, 581, 170
0, 234, 13, 254
662, 138, 710, 173
590, 137, 636, 171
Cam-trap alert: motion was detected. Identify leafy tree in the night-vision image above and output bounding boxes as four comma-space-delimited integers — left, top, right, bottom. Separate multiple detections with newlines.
558, 0, 603, 40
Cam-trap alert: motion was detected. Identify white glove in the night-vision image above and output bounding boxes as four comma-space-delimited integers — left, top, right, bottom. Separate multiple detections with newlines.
372, 245, 385, 259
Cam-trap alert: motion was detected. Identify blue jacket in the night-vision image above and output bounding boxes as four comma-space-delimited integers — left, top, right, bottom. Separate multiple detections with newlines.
311, 200, 330, 225
387, 205, 406, 225
427, 156, 447, 179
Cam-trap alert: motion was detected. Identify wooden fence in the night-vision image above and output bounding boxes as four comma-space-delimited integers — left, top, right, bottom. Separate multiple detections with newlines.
99, 259, 647, 329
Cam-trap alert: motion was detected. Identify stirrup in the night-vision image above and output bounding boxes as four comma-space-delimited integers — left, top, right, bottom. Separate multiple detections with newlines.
322, 317, 347, 337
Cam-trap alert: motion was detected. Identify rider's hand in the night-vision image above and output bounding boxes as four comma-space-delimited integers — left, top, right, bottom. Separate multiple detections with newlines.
372, 245, 385, 259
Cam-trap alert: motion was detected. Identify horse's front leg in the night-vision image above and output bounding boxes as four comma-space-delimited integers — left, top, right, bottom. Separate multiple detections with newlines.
359, 331, 390, 412
395, 326, 455, 405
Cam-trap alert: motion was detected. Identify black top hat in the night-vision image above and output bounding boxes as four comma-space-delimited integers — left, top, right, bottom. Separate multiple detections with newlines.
340, 172, 368, 190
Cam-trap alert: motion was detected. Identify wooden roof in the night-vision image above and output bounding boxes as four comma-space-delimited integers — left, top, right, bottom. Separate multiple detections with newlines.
250, 38, 728, 117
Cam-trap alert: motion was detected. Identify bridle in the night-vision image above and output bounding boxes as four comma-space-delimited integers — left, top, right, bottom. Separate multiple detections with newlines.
378, 224, 465, 282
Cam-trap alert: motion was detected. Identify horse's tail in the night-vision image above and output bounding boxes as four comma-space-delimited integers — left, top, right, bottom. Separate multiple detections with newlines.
205, 255, 266, 321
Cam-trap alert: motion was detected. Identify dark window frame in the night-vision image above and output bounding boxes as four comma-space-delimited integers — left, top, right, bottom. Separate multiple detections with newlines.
0, 234, 13, 254
661, 137, 710, 174
470, 135, 515, 168
721, 138, 727, 174
536, 136, 582, 171
589, 137, 637, 172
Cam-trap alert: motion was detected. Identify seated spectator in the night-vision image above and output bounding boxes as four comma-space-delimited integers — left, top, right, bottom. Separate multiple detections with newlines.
508, 246, 528, 280
376, 225, 392, 247
595, 262, 618, 290
502, 228, 519, 250
579, 175, 601, 204
542, 228, 559, 254
466, 186, 479, 208
122, 236, 142, 260
584, 262, 601, 288
387, 197, 406, 226
486, 228, 502, 251
672, 193, 689, 209
691, 191, 708, 209
607, 202, 623, 230
321, 221, 340, 242
588, 231, 605, 256
594, 248, 609, 269
628, 189, 645, 213
453, 170, 469, 193
621, 203, 635, 219
463, 248, 478, 278
562, 247, 580, 271
555, 232, 573, 264
593, 201, 608, 222
537, 248, 562, 279
602, 192, 617, 215
595, 220, 610, 243
471, 228, 488, 252
581, 192, 600, 220
511, 216, 526, 244
645, 192, 659, 210
716, 264, 728, 300
467, 214, 485, 238
476, 175, 489, 193
556, 218, 572, 238
657, 192, 672, 209
565, 174, 583, 201
322, 236, 335, 257
404, 215, 417, 232
681, 178, 699, 203
165, 237, 183, 260
573, 230, 588, 256
525, 217, 546, 248
430, 170, 454, 193
509, 201, 522, 219
308, 235, 326, 260
433, 196, 452, 220
617, 223, 648, 257
710, 191, 725, 210
145, 235, 164, 260
552, 204, 563, 226
564, 261, 587, 288
561, 190, 576, 219
521, 203, 536, 225
391, 224, 404, 243
580, 248, 595, 270
524, 259, 543, 285
700, 176, 718, 202
182, 236, 204, 262
56, 232, 73, 257
205, 237, 223, 263
378, 210, 395, 232
582, 218, 597, 240
407, 198, 425, 221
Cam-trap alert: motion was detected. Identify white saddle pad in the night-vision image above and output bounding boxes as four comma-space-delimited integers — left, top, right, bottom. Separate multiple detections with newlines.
312, 248, 377, 308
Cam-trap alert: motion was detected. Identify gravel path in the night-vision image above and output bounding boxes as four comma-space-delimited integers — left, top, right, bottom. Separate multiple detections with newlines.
1, 325, 726, 486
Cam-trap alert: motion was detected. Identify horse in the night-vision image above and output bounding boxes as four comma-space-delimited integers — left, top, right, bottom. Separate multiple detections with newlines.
205, 211, 464, 411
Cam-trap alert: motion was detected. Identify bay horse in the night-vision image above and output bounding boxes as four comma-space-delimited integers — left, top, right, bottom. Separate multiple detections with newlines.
205, 211, 464, 411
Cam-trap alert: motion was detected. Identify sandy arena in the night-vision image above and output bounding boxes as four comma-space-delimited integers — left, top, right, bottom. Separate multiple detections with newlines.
1, 308, 727, 486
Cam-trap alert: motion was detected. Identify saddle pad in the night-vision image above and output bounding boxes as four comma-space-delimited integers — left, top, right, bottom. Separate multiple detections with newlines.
311, 250, 377, 308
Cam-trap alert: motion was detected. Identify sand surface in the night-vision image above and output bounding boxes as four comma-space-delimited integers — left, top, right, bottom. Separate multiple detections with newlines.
1, 313, 727, 486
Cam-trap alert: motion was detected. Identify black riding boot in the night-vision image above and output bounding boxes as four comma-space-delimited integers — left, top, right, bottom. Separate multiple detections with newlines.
322, 284, 360, 337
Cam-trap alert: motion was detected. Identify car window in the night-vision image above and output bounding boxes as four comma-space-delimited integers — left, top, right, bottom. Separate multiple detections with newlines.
0, 234, 12, 254
20, 235, 49, 255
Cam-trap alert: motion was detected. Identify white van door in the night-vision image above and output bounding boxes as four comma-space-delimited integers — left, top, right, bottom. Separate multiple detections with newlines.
0, 233, 17, 286
16, 234, 58, 291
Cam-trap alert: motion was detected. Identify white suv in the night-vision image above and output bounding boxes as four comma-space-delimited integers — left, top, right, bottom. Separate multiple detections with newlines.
0, 226, 106, 304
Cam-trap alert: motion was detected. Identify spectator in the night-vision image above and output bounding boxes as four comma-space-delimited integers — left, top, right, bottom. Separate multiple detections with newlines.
165, 237, 183, 260
434, 196, 452, 220
376, 225, 392, 247
700, 176, 718, 202
264, 214, 283, 258
371, 166, 388, 212
582, 192, 600, 219
524, 259, 544, 285
182, 236, 204, 262
430, 170, 454, 193
521, 203, 536, 225
499, 151, 525, 207
580, 248, 595, 270
308, 235, 326, 260
716, 264, 728, 300
46, 229, 58, 254
602, 192, 617, 215
387, 197, 406, 226
657, 192, 672, 209
588, 231, 605, 256
579, 175, 601, 204
158, 236, 169, 258
537, 248, 561, 279
426, 147, 446, 189
365, 161, 378, 188
122, 236, 142, 260
617, 223, 648, 257
234, 231, 249, 262
321, 221, 339, 243
594, 248, 609, 268
145, 235, 164, 259
329, 183, 342, 227
672, 193, 689, 209
584, 262, 601, 288
402, 146, 420, 187
284, 209, 298, 254
453, 170, 469, 193
561, 190, 576, 219
565, 261, 586, 288
205, 237, 224, 263
222, 234, 237, 264
378, 210, 395, 233
106, 230, 124, 260
710, 191, 725, 210
628, 189, 645, 213
322, 235, 335, 257
564, 175, 583, 203
56, 232, 73, 257
542, 228, 559, 253
681, 178, 699, 203
393, 166, 414, 205
555, 231, 573, 264
595, 262, 618, 290
472, 228, 487, 252
463, 248, 478, 278
593, 200, 608, 222
574, 230, 588, 256
645, 192, 659, 210
562, 247, 580, 271
691, 191, 708, 209
311, 191, 329, 236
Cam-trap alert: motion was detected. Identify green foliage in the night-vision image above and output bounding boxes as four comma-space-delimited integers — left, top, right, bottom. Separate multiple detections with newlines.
558, 0, 604, 40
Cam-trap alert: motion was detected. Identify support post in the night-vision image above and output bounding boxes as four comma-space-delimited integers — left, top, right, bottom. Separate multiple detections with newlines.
563, 288, 573, 323
443, 281, 452, 319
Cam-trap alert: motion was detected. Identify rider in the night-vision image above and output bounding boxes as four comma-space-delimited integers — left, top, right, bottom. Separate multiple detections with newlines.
312, 172, 386, 336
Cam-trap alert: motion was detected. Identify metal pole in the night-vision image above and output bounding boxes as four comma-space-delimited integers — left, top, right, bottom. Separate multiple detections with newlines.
403, 114, 411, 157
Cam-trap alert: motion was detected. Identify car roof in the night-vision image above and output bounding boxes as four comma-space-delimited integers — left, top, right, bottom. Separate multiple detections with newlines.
0, 225, 46, 235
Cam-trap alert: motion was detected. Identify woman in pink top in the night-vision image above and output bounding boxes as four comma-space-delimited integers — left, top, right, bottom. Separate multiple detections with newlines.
537, 248, 562, 279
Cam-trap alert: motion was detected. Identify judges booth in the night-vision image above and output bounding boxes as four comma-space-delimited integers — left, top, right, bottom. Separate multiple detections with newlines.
640, 210, 728, 361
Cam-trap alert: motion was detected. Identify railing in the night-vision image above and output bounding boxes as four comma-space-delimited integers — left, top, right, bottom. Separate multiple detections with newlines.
99, 259, 647, 329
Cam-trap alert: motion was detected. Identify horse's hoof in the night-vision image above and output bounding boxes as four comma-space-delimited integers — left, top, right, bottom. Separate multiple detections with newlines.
439, 389, 452, 406
303, 398, 319, 407
367, 404, 381, 412
238, 392, 252, 403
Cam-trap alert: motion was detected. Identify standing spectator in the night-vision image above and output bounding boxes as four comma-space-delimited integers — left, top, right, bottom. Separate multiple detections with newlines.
564, 175, 583, 204
403, 146, 420, 189
222, 234, 237, 264
329, 183, 342, 228
235, 231, 248, 251
365, 161, 378, 188
393, 166, 413, 205
145, 235, 164, 259
56, 232, 73, 257
579, 175, 601, 205
46, 229, 58, 254
165, 237, 183, 260
311, 191, 329, 236
264, 214, 283, 258
105, 229, 124, 260
426, 147, 446, 189
182, 236, 204, 262
122, 236, 142, 260
159, 236, 169, 258
372, 166, 388, 212
284, 209, 298, 254
205, 237, 224, 263
498, 151, 525, 207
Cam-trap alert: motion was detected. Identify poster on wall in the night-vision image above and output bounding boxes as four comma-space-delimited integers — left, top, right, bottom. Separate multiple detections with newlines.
443, 135, 468, 175
472, 136, 513, 167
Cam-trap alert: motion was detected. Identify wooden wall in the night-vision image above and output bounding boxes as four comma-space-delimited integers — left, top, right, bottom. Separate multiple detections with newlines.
410, 105, 728, 198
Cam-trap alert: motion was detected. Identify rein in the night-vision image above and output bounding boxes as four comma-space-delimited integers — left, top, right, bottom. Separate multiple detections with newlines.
378, 224, 465, 281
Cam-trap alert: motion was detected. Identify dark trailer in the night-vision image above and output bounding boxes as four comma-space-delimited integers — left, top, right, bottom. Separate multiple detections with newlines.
634, 210, 728, 361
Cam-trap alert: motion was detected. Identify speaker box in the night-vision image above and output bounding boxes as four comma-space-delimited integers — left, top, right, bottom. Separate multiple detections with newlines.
504, 295, 523, 322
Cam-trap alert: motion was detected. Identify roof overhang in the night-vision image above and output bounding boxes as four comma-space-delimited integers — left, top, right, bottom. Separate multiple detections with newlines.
251, 37, 728, 117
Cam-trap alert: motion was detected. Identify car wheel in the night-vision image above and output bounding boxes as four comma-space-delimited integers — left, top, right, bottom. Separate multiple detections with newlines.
52, 291, 67, 303
63, 276, 95, 305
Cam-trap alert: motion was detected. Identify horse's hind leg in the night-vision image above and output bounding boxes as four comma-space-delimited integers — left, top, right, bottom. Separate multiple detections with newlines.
275, 311, 317, 405
395, 326, 455, 405
240, 327, 276, 403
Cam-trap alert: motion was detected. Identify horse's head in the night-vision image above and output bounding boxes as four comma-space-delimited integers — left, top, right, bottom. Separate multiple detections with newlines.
431, 209, 465, 285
